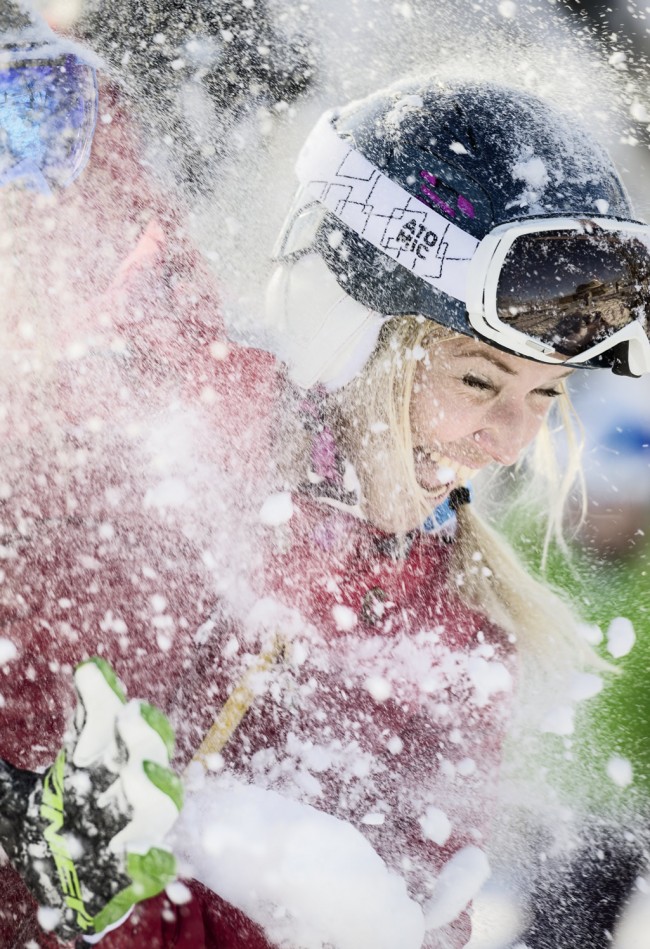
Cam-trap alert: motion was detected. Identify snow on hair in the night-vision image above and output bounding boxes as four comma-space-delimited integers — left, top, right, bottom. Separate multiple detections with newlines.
333, 315, 606, 678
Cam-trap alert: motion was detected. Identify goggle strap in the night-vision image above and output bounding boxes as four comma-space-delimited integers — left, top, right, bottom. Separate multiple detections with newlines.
295, 111, 478, 303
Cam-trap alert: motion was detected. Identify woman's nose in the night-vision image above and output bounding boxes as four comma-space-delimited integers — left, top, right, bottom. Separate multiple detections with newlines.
473, 429, 522, 467
475, 400, 539, 467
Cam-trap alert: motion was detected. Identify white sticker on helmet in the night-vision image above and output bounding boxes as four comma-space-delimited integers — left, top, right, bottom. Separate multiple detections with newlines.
296, 112, 479, 303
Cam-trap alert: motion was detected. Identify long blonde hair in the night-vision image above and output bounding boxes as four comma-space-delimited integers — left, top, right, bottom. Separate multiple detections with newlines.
331, 315, 605, 678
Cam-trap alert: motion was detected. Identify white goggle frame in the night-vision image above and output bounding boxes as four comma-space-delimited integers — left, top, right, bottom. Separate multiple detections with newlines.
465, 216, 650, 376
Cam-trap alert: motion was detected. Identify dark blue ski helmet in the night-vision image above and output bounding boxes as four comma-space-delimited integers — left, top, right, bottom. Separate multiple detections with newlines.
278, 79, 633, 340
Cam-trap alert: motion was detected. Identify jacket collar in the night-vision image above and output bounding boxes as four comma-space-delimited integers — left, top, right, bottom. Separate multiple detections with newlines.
296, 386, 470, 550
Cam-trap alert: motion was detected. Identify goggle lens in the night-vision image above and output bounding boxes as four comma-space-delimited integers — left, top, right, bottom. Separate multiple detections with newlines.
0, 54, 98, 190
495, 227, 650, 359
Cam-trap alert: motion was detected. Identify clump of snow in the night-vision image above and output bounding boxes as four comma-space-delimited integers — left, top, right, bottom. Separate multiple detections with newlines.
424, 846, 491, 929
498, 1, 517, 17
569, 672, 604, 702
209, 340, 229, 360
243, 597, 308, 648
407, 344, 426, 361
466, 656, 512, 705
327, 229, 344, 250
436, 465, 456, 484
594, 199, 610, 214
98, 522, 115, 541
364, 676, 392, 702
144, 477, 190, 509
0, 637, 18, 663
449, 141, 469, 155
36, 907, 61, 932
332, 604, 357, 631
577, 623, 603, 646
630, 101, 650, 123
512, 156, 549, 190
607, 755, 633, 788
419, 806, 452, 846
507, 152, 551, 211
259, 492, 294, 526
385, 94, 424, 129
100, 611, 128, 636
156, 632, 172, 652
342, 460, 362, 498
204, 752, 225, 772
608, 50, 627, 69
150, 594, 167, 614
539, 704, 575, 736
171, 780, 425, 949
387, 735, 403, 755
613, 881, 650, 948
166, 881, 192, 905
394, 1, 413, 18
606, 617, 635, 659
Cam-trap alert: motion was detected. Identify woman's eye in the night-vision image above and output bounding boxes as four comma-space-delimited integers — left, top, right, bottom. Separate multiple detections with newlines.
462, 374, 494, 392
534, 387, 562, 399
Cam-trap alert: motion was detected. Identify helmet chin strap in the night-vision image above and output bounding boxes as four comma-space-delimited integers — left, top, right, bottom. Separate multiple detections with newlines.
264, 254, 385, 391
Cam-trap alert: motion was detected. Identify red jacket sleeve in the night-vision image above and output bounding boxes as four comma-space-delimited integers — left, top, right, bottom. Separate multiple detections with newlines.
91, 881, 274, 949
0, 862, 275, 949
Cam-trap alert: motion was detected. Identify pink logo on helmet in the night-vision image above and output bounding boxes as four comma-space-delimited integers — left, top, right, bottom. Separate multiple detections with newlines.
419, 170, 476, 220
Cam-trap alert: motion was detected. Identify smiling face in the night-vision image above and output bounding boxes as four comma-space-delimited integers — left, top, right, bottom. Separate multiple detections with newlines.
410, 336, 572, 505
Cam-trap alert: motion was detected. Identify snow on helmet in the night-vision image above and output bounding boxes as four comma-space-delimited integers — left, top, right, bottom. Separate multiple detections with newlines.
266, 78, 633, 390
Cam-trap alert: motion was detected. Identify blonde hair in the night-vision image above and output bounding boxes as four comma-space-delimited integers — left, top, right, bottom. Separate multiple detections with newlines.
331, 316, 606, 678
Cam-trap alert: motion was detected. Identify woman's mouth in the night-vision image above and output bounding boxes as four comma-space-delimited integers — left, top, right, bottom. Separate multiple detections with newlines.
413, 449, 478, 495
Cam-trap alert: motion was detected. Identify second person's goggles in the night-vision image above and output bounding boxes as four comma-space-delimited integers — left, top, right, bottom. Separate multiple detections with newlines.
291, 111, 650, 376
0, 50, 98, 192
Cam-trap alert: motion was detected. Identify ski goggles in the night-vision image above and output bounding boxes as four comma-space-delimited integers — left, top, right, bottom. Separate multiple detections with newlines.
289, 110, 650, 376
465, 217, 650, 377
0, 51, 98, 192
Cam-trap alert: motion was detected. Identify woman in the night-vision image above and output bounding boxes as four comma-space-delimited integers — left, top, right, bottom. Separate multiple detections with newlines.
1, 79, 649, 948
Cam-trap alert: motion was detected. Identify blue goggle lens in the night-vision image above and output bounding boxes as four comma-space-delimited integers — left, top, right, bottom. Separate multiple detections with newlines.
0, 53, 98, 190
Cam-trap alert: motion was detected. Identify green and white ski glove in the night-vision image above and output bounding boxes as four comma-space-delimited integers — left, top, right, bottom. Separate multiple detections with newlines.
0, 657, 183, 942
